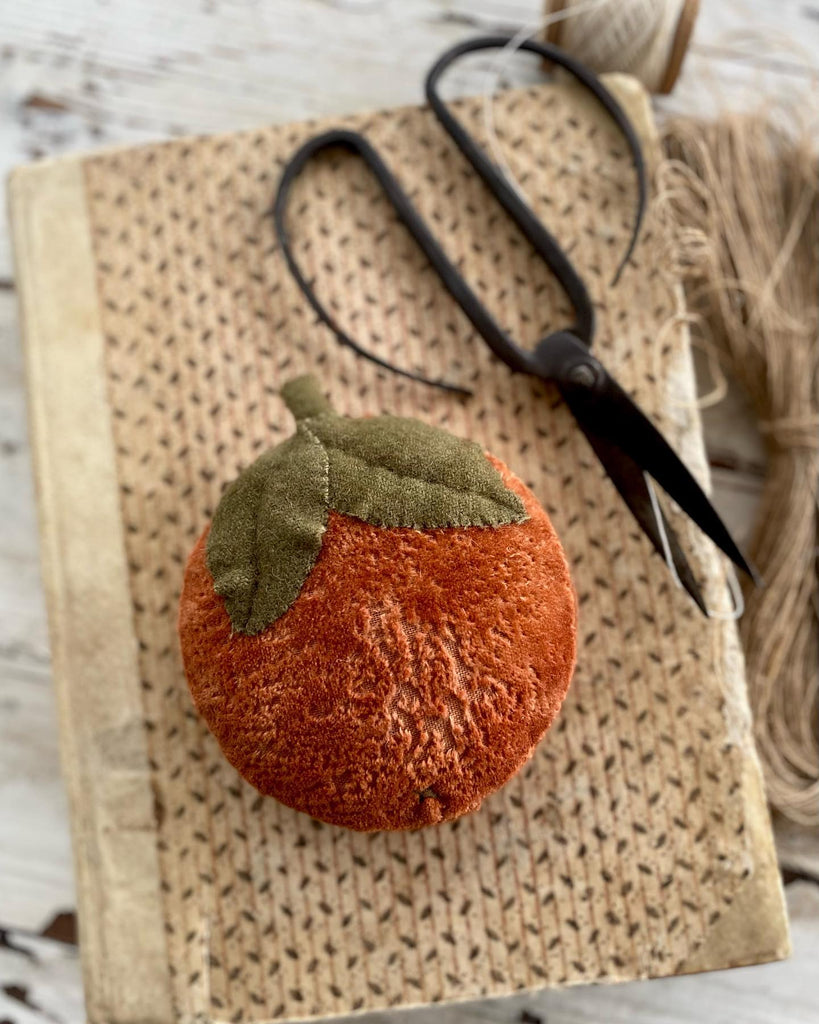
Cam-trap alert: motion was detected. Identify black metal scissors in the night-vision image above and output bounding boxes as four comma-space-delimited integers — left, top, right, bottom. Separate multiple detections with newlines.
272, 35, 757, 614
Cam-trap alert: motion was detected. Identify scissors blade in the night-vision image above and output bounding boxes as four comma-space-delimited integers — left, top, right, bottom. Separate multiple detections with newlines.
540, 332, 759, 584
582, 428, 709, 615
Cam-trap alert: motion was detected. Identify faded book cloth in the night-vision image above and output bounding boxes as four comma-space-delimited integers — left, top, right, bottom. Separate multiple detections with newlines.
10, 74, 788, 1024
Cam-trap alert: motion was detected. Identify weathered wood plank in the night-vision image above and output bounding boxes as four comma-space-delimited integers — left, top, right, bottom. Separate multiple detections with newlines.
0, 289, 76, 935
0, 291, 51, 673
1, 1, 817, 1021
0, 929, 83, 1024
0, 664, 75, 932
1, 0, 818, 278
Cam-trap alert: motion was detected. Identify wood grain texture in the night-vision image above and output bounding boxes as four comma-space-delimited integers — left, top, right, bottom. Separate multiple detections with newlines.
1, 1, 817, 1022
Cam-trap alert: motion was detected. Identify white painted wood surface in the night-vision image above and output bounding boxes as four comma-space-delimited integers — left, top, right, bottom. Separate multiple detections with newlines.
1, 1, 817, 1022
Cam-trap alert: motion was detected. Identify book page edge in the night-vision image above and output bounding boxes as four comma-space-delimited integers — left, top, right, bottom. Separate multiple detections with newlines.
8, 159, 175, 1024
606, 75, 790, 973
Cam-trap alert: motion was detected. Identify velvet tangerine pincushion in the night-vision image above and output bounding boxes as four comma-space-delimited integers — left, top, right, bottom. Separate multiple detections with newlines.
178, 375, 577, 831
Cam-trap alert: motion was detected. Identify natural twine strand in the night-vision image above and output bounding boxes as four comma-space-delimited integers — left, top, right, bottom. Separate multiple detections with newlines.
657, 113, 819, 825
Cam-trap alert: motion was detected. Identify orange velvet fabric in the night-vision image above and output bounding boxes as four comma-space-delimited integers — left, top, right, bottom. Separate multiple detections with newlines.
178, 457, 577, 831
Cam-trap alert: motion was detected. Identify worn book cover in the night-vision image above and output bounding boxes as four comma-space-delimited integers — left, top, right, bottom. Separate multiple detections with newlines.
9, 74, 788, 1024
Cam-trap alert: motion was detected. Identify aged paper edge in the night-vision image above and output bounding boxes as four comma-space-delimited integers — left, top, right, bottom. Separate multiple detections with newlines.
6, 74, 788, 1024
616, 73, 790, 976
8, 160, 175, 1024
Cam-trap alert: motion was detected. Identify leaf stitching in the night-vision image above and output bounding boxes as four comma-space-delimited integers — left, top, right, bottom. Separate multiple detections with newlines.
205, 407, 526, 636
206, 426, 329, 635
307, 413, 527, 529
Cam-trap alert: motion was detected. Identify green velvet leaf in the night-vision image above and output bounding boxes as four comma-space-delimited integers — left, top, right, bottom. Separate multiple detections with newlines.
206, 426, 329, 635
306, 413, 527, 529
204, 375, 527, 636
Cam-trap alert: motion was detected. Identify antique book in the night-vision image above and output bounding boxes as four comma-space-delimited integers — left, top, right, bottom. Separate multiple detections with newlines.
10, 74, 789, 1024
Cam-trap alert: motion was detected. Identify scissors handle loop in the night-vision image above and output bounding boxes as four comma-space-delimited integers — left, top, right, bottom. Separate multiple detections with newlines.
273, 35, 646, 394
425, 35, 647, 321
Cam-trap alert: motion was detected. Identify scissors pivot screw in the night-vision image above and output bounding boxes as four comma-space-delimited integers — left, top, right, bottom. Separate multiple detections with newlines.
567, 362, 599, 389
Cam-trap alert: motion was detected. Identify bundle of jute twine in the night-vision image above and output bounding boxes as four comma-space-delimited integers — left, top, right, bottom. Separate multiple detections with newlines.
657, 114, 819, 826
499, 3, 818, 824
